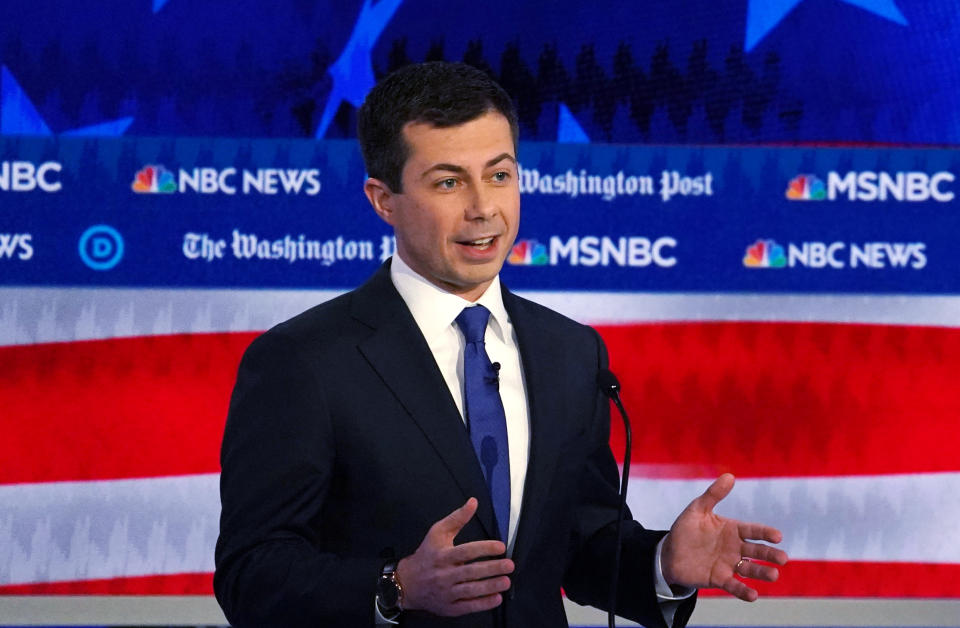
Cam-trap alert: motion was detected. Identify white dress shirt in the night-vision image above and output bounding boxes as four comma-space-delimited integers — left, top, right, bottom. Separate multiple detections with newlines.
382, 255, 693, 626
391, 254, 529, 556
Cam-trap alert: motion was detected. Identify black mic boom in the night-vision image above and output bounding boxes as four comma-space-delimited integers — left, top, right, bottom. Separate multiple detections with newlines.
597, 368, 632, 628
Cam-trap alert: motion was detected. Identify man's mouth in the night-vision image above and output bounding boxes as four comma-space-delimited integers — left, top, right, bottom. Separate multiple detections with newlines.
459, 236, 496, 250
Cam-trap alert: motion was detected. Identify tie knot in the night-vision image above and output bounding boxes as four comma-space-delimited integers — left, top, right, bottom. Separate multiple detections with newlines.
455, 305, 491, 344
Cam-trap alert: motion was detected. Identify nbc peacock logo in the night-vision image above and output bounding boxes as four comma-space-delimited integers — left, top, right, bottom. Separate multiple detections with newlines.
786, 174, 826, 201
743, 239, 787, 268
132, 165, 177, 194
507, 239, 549, 266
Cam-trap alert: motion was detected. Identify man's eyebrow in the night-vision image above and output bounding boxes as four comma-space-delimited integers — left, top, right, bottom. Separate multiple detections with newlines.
420, 163, 467, 178
485, 153, 516, 168
419, 154, 517, 179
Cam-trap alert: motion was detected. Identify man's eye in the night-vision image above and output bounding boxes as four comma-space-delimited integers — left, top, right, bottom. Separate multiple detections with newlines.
438, 178, 458, 190
492, 171, 510, 182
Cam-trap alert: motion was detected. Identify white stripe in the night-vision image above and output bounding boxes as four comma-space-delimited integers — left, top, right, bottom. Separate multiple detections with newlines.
626, 472, 960, 564
4, 471, 959, 586
0, 475, 219, 585
0, 287, 344, 346
530, 291, 960, 327
2, 287, 959, 346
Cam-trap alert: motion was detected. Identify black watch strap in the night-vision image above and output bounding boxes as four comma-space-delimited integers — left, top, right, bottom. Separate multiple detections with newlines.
376, 559, 403, 619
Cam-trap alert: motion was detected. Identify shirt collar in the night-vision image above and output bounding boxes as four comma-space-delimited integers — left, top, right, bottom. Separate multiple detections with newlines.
390, 254, 510, 343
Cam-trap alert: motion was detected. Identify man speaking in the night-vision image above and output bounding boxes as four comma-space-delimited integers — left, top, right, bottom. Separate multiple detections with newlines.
214, 61, 787, 627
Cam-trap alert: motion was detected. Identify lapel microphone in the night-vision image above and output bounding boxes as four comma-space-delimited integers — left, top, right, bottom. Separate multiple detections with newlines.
597, 369, 632, 628
485, 362, 501, 389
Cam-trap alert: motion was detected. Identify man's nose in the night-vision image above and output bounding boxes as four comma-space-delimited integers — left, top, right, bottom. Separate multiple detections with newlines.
465, 185, 497, 220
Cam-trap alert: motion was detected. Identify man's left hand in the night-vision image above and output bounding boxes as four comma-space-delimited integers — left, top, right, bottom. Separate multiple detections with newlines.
660, 473, 788, 602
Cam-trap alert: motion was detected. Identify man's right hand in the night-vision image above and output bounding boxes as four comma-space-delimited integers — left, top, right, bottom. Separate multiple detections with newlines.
396, 497, 514, 616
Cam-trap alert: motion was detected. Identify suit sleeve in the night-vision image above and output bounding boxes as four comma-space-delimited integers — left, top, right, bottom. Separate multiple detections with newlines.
214, 331, 380, 627
561, 327, 696, 628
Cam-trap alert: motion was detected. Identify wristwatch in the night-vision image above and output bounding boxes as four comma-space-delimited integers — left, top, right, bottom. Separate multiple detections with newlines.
376, 559, 404, 619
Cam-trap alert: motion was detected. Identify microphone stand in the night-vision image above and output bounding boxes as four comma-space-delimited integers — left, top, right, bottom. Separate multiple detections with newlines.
597, 370, 632, 628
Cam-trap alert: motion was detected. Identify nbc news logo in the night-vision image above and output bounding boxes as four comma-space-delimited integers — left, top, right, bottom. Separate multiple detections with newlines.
132, 165, 177, 194
743, 239, 786, 268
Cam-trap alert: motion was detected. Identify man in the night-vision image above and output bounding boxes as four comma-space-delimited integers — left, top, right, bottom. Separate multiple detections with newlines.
214, 62, 786, 627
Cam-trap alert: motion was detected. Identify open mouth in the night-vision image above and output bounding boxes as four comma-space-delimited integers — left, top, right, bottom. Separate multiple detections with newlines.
458, 236, 496, 250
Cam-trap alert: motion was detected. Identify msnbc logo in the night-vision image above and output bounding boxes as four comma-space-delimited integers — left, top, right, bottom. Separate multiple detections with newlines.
786, 174, 826, 201
132, 165, 176, 194
508, 239, 549, 266
743, 239, 786, 268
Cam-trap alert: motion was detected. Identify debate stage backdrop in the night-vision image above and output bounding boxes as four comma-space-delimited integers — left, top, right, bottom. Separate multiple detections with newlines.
2, 1, 959, 627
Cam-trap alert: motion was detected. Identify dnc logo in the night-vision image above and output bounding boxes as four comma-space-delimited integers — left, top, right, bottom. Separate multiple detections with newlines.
508, 239, 549, 266
132, 165, 176, 194
743, 239, 786, 268
786, 174, 826, 201
79, 225, 124, 271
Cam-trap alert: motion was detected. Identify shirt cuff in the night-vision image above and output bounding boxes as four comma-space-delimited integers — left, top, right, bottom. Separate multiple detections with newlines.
654, 534, 697, 601
374, 599, 400, 625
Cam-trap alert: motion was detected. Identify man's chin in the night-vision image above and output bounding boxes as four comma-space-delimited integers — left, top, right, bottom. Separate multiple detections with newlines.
440, 268, 502, 300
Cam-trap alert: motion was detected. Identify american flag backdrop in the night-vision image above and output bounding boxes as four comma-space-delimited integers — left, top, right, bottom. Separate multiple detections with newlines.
2, 288, 959, 626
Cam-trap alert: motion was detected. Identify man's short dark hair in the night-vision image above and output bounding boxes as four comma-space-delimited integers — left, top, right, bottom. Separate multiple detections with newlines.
357, 62, 519, 192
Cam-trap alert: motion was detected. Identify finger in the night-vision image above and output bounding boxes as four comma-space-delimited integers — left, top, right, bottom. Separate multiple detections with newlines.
693, 473, 735, 512
738, 522, 783, 544
451, 575, 512, 601
722, 576, 758, 602
445, 593, 503, 616
736, 559, 780, 583
447, 540, 507, 564
431, 498, 479, 538
456, 558, 514, 582
740, 541, 788, 566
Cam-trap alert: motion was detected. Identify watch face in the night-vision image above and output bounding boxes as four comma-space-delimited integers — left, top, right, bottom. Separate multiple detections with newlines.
377, 575, 400, 608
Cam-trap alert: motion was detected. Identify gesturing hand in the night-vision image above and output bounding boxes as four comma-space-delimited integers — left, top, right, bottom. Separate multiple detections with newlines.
396, 497, 514, 616
661, 473, 788, 602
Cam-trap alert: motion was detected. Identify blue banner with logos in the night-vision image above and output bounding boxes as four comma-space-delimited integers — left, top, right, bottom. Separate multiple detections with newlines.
2, 136, 958, 294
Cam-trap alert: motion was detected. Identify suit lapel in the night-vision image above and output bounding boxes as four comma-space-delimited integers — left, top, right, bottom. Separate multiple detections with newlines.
351, 263, 498, 540
502, 288, 569, 570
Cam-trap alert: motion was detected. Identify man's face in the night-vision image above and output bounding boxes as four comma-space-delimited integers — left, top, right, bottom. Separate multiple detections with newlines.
366, 111, 520, 302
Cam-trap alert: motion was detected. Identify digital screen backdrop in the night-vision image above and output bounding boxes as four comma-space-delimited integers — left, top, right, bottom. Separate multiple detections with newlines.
1, 1, 959, 626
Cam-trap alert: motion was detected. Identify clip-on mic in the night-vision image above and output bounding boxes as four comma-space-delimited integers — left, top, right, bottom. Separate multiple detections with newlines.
485, 362, 501, 389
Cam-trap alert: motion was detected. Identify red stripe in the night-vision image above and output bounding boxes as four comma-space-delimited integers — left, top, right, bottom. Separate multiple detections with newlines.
2, 562, 957, 597
597, 322, 960, 478
3, 322, 959, 485
697, 560, 960, 598
0, 333, 256, 484
0, 573, 212, 595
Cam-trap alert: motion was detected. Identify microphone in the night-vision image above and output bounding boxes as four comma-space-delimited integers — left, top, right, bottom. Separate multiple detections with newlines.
597, 368, 632, 628
597, 369, 620, 401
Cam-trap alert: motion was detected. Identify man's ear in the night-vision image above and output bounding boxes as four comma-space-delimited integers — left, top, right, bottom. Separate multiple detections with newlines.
364, 177, 396, 225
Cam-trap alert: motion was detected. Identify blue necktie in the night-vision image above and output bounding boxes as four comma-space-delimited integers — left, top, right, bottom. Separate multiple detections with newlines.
455, 305, 510, 542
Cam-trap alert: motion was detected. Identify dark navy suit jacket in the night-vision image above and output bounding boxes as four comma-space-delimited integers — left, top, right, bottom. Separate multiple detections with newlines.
214, 260, 696, 627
